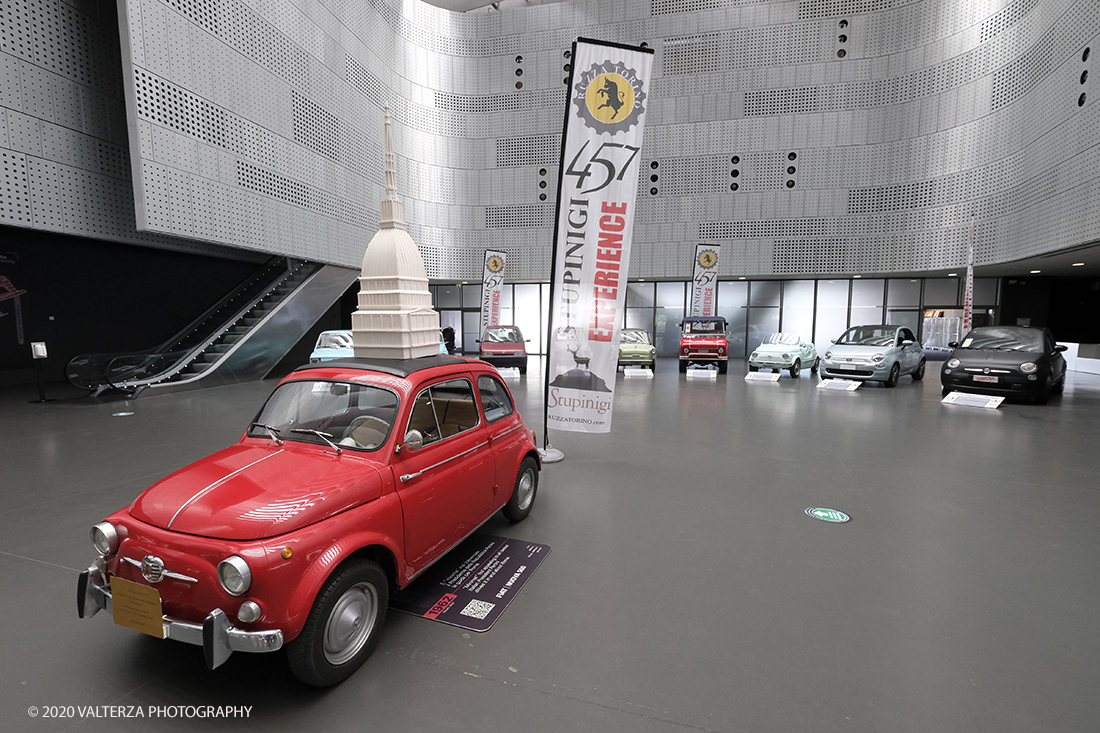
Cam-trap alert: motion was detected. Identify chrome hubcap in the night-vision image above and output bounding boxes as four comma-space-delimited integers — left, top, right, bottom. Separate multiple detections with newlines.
323, 582, 377, 665
516, 469, 534, 511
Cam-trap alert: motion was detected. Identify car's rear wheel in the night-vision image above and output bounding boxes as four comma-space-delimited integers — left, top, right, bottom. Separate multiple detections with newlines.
912, 359, 926, 381
884, 362, 900, 388
503, 457, 538, 522
288, 559, 388, 687
789, 359, 801, 378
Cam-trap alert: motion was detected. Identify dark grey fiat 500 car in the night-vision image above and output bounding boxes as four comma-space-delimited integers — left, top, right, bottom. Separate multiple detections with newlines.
940, 325, 1067, 403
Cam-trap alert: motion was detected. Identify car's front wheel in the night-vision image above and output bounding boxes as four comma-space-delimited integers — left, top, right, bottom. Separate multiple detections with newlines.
789, 359, 801, 378
502, 456, 538, 522
718, 361, 728, 374
942, 385, 952, 397
884, 362, 900, 388
288, 559, 388, 687
810, 357, 820, 374
748, 364, 759, 372
912, 359, 926, 380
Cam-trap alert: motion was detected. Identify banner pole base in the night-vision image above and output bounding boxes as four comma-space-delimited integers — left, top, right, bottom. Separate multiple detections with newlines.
539, 445, 565, 464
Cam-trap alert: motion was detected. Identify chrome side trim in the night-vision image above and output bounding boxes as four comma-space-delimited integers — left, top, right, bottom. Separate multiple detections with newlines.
399, 440, 489, 482
121, 555, 198, 583
490, 423, 524, 440
168, 450, 284, 528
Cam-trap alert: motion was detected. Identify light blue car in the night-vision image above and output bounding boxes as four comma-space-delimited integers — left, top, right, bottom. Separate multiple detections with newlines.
309, 330, 354, 363
309, 329, 446, 363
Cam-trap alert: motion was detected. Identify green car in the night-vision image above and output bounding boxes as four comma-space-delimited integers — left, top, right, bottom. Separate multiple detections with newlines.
618, 329, 656, 370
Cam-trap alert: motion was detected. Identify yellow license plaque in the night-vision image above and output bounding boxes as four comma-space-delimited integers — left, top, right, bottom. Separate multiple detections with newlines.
111, 576, 166, 639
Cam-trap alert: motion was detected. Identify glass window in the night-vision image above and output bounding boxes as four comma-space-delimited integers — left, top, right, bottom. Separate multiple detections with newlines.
749, 280, 780, 307
408, 379, 479, 445
654, 308, 684, 357
717, 281, 748, 357
887, 309, 921, 340
477, 375, 514, 423
436, 285, 461, 309
886, 279, 921, 306
498, 284, 513, 308
656, 281, 686, 308
973, 278, 998, 306
462, 284, 482, 309
462, 311, 481, 355
625, 307, 653, 332
851, 279, 884, 324
781, 280, 814, 339
924, 278, 960, 306
814, 279, 849, 344
626, 282, 655, 307
747, 307, 779, 354
514, 284, 541, 355
248, 380, 398, 452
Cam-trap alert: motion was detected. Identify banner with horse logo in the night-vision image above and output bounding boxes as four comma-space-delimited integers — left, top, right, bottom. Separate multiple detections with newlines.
690, 244, 721, 317
545, 38, 654, 434
480, 250, 507, 338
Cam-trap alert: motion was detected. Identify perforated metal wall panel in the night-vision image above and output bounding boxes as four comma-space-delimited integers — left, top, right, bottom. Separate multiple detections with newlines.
5, 0, 1100, 278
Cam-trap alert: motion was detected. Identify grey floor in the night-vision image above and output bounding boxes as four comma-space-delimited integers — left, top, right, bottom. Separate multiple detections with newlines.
2, 359, 1099, 732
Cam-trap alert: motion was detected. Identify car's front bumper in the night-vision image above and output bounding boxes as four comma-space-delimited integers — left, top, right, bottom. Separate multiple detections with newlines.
618, 353, 655, 366
750, 357, 796, 369
480, 354, 527, 369
941, 368, 1046, 396
77, 564, 283, 669
820, 360, 889, 380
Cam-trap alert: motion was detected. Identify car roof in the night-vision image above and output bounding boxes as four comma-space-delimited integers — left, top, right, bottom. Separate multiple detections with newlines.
292, 354, 474, 378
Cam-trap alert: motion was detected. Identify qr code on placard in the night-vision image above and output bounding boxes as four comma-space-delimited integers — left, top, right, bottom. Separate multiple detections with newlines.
459, 599, 495, 620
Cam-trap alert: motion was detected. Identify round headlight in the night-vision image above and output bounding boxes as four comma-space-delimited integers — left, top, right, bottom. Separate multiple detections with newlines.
91, 522, 118, 556
947, 358, 960, 368
750, 352, 758, 360
782, 353, 790, 360
718, 347, 724, 355
682, 346, 689, 355
218, 556, 252, 596
1020, 362, 1038, 374
872, 354, 884, 362
824, 351, 833, 360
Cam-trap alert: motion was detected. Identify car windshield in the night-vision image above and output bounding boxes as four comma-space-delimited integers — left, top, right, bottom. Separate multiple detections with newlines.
619, 330, 651, 344
683, 320, 726, 338
763, 333, 800, 345
961, 327, 1044, 352
483, 327, 522, 343
248, 380, 399, 451
316, 331, 352, 349
836, 326, 896, 347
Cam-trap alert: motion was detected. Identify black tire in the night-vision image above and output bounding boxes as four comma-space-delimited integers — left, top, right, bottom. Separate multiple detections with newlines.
748, 364, 759, 372
718, 361, 728, 374
942, 386, 952, 397
287, 559, 388, 687
1034, 388, 1051, 405
1053, 375, 1064, 394
884, 362, 900, 388
912, 359, 926, 381
789, 359, 801, 378
810, 357, 819, 374
519, 360, 528, 374
502, 456, 538, 522
679, 360, 688, 373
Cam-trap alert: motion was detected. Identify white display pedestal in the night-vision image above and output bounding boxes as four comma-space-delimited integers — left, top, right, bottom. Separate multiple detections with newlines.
497, 367, 521, 379
623, 367, 653, 378
817, 378, 861, 391
687, 368, 718, 379
941, 391, 1004, 408
744, 371, 780, 382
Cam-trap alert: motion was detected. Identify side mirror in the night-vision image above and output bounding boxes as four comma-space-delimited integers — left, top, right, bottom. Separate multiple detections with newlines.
402, 430, 424, 453
1053, 344, 1068, 352
525, 339, 531, 342
948, 341, 959, 348
474, 339, 481, 343
901, 340, 914, 346
830, 338, 837, 344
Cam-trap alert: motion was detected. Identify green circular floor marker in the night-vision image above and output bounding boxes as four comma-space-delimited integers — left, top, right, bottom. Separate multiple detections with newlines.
805, 507, 850, 523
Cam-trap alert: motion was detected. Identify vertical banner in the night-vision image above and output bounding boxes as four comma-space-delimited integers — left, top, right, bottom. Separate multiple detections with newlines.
545, 38, 654, 434
690, 244, 720, 317
480, 250, 507, 337
962, 222, 974, 332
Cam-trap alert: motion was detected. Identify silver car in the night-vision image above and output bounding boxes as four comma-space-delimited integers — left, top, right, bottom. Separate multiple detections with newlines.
820, 325, 926, 387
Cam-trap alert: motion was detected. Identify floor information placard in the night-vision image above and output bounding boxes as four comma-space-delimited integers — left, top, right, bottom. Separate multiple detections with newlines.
390, 535, 551, 632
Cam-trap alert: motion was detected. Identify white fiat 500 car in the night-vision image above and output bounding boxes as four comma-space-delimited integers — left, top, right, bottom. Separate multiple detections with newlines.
748, 333, 818, 377
820, 325, 926, 387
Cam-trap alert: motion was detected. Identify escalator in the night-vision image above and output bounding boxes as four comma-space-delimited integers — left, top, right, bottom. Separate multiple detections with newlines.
67, 258, 358, 396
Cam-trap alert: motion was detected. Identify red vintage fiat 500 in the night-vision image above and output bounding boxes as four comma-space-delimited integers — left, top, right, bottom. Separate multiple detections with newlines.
77, 355, 539, 686
679, 316, 729, 373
